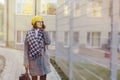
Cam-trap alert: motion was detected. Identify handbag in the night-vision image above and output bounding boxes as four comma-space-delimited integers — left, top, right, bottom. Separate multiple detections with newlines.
19, 68, 30, 80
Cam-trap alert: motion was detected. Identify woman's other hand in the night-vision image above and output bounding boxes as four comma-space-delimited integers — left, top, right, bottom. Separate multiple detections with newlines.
24, 64, 29, 69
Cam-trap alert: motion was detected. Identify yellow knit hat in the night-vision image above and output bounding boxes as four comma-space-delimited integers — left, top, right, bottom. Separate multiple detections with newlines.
31, 15, 44, 25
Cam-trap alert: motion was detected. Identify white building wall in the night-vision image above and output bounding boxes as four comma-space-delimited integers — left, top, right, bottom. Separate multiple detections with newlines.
3, 0, 56, 48
56, 0, 117, 48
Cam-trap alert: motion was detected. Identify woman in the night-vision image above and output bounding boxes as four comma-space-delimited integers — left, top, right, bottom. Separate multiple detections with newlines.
24, 15, 51, 80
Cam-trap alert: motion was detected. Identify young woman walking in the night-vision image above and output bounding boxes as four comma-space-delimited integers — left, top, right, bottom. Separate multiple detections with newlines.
24, 15, 51, 80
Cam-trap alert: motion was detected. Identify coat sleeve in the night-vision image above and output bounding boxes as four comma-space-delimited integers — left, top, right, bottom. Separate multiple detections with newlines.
43, 31, 51, 45
24, 37, 29, 65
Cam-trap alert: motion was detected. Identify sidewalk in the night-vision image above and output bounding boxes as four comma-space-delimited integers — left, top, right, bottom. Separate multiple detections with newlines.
0, 47, 61, 80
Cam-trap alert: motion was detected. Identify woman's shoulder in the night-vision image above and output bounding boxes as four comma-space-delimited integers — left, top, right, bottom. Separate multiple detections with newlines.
25, 28, 34, 36
27, 28, 34, 33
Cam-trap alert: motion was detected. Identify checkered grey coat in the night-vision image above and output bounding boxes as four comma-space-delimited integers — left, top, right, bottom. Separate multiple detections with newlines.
24, 28, 51, 76
26, 28, 44, 60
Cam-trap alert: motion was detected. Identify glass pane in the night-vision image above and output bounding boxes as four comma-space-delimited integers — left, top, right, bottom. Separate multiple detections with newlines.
72, 0, 110, 80
87, 32, 91, 46
58, 0, 64, 6
0, 0, 4, 4
17, 31, 21, 43
74, 1, 80, 17
52, 31, 56, 45
73, 32, 79, 46
16, 0, 33, 15
118, 69, 120, 80
64, 31, 69, 46
57, 31, 69, 76
23, 31, 27, 42
117, 33, 120, 80
73, 24, 111, 80
56, 0, 119, 79
41, 0, 47, 14
41, 0, 57, 15
47, 3, 56, 15
64, 5, 69, 16
0, 0, 4, 44
47, 0, 57, 15
56, 2, 70, 77
117, 37, 120, 80
92, 32, 101, 47
87, 0, 102, 17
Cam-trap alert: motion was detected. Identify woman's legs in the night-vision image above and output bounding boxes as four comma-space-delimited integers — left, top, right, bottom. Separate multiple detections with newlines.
40, 75, 46, 80
32, 76, 37, 80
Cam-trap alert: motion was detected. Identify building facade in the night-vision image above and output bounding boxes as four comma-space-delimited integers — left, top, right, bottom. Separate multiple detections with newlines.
0, 0, 57, 49
57, 0, 120, 49
0, 0, 120, 50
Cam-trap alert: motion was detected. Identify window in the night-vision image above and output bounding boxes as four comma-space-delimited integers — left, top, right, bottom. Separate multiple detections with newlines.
58, 0, 65, 6
87, 0, 102, 17
118, 32, 120, 43
63, 0, 70, 16
107, 32, 112, 47
0, 2, 4, 32
41, 0, 57, 15
74, 0, 80, 17
16, 31, 27, 44
64, 31, 69, 46
52, 31, 56, 44
41, 0, 48, 15
17, 31, 22, 43
0, 0, 4, 32
0, 32, 3, 42
73, 32, 79, 45
16, 0, 33, 15
23, 31, 27, 41
64, 5, 69, 16
87, 32, 91, 46
0, 0, 4, 4
0, 0, 4, 44
87, 32, 101, 47
49, 31, 56, 45
92, 32, 101, 47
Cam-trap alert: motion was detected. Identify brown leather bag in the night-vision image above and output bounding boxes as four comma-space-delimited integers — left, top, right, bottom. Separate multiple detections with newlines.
19, 68, 30, 80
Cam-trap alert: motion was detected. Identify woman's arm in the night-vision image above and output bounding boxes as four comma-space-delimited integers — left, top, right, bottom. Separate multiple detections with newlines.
43, 31, 51, 45
24, 37, 29, 68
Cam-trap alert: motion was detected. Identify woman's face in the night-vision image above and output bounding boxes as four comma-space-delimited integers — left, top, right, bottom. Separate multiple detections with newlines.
36, 21, 42, 28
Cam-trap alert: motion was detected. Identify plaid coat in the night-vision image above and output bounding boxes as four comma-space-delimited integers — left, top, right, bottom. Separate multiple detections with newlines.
26, 28, 44, 60
24, 29, 51, 76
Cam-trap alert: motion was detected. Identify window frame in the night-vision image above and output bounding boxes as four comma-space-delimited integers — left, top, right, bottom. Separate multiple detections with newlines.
40, 0, 57, 16
16, 0, 34, 15
87, 0, 102, 17
16, 30, 27, 45
73, 31, 80, 46
73, 0, 80, 17
49, 31, 56, 45
86, 32, 101, 48
64, 31, 69, 47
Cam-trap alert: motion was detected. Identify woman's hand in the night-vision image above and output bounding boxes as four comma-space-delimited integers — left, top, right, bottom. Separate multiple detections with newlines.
24, 64, 29, 69
24, 64, 29, 73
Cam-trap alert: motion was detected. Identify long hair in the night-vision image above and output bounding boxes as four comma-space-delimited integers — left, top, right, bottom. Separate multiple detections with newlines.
33, 21, 46, 30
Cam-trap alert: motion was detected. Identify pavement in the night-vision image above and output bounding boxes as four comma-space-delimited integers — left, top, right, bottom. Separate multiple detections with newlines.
0, 47, 61, 80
